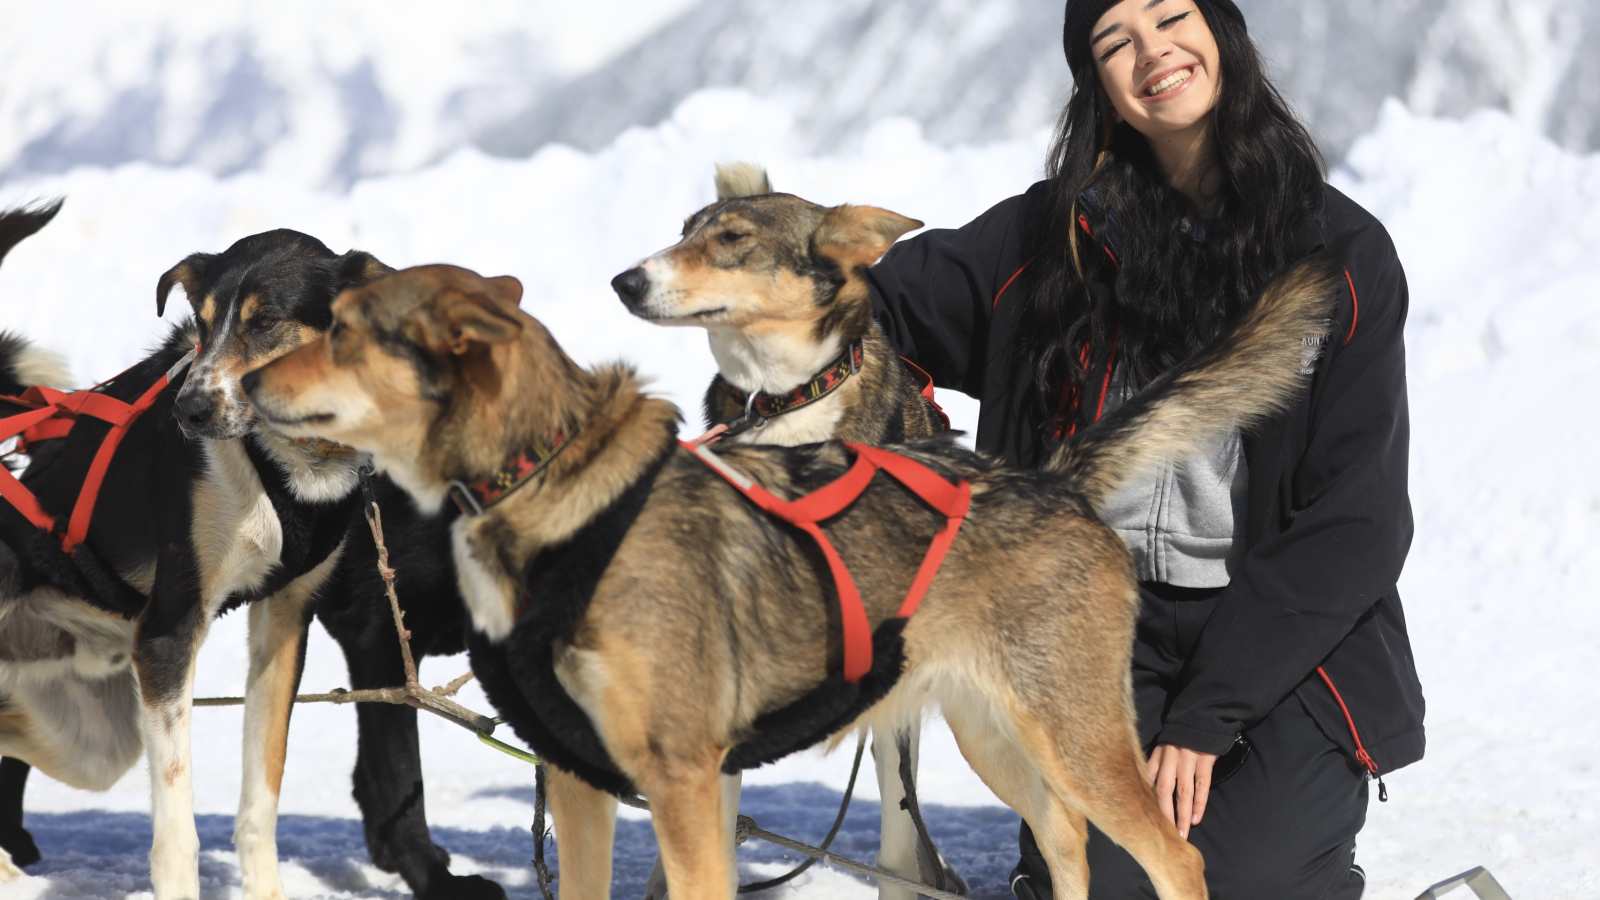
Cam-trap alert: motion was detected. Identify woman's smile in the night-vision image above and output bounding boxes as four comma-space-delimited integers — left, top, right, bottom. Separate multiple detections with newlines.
1143, 65, 1196, 98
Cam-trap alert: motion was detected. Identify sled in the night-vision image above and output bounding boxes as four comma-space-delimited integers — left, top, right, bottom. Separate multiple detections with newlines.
1416, 866, 1512, 900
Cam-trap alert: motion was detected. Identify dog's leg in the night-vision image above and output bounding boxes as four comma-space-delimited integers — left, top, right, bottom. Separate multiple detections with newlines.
993, 675, 1205, 900
234, 585, 316, 900
643, 770, 741, 900
942, 690, 1096, 900
1039, 732, 1206, 900
136, 621, 207, 900
545, 764, 618, 900
874, 721, 967, 900
873, 724, 923, 900
0, 757, 38, 871
337, 615, 506, 900
637, 756, 735, 900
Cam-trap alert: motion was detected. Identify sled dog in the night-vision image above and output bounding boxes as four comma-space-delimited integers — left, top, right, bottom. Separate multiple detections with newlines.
245, 252, 1339, 900
616, 162, 960, 898
0, 206, 502, 900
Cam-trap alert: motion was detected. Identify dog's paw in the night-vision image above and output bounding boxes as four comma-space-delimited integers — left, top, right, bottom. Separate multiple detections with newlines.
0, 848, 24, 883
0, 828, 39, 870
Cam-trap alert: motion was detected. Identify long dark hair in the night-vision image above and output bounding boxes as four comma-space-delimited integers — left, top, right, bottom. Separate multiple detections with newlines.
1016, 0, 1325, 433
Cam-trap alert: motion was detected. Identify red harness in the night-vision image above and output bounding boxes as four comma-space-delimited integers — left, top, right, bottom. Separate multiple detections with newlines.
684, 439, 971, 683
0, 347, 196, 553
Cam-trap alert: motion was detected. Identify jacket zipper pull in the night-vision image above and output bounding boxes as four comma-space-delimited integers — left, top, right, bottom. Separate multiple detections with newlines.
1376, 774, 1388, 802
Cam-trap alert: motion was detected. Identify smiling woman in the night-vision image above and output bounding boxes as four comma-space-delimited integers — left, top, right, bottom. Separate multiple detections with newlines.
867, 0, 1423, 898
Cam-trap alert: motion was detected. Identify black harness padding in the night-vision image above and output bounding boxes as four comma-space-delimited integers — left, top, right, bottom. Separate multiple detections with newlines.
721, 619, 906, 773
467, 445, 671, 798
468, 439, 915, 795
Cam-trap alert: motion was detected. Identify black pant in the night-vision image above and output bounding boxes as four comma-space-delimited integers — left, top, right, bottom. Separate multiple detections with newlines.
1016, 584, 1369, 900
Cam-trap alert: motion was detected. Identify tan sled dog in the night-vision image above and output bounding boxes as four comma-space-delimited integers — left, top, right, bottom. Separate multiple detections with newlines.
615, 163, 959, 898
244, 257, 1339, 900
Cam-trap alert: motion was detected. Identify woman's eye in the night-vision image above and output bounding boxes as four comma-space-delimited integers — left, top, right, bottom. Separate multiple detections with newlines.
1158, 11, 1192, 28
1098, 39, 1129, 63
719, 231, 745, 245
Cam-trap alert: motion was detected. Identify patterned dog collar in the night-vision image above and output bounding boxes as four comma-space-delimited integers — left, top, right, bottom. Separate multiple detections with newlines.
294, 436, 360, 458
449, 433, 569, 517
723, 340, 863, 436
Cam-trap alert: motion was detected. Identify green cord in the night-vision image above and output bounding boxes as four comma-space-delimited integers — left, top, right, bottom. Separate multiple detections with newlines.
476, 717, 542, 765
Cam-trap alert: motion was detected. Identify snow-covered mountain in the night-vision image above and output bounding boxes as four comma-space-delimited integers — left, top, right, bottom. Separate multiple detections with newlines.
0, 0, 693, 188
478, 0, 1600, 158
2, 0, 1593, 189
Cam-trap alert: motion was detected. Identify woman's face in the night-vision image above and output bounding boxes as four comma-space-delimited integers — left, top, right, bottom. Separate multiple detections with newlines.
1090, 0, 1221, 141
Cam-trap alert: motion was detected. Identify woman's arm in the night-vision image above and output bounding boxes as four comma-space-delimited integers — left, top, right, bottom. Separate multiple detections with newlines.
868, 189, 1037, 398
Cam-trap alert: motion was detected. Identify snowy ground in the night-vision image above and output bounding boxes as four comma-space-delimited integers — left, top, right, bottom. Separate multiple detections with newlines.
0, 92, 1594, 898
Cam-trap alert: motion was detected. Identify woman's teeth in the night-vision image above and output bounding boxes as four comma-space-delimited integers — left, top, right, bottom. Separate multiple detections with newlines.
1146, 68, 1193, 96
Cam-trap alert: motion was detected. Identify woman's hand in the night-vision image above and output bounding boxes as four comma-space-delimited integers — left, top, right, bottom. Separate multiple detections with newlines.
1146, 744, 1218, 839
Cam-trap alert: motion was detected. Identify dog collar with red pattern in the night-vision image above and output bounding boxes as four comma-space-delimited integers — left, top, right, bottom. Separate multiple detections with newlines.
449, 433, 568, 517
722, 340, 862, 436
293, 436, 361, 458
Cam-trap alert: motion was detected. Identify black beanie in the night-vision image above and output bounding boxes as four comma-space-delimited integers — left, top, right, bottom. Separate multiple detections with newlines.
1063, 0, 1245, 79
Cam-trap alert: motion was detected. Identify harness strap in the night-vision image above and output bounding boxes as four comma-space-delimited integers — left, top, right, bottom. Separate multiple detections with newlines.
67, 350, 196, 550
685, 440, 970, 683
0, 347, 196, 552
0, 405, 68, 530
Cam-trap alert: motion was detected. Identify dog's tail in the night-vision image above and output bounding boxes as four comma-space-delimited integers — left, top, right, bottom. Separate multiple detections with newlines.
0, 201, 73, 396
0, 200, 61, 270
1048, 248, 1345, 509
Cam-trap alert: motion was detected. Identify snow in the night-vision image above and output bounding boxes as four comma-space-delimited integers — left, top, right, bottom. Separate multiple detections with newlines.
0, 86, 1595, 899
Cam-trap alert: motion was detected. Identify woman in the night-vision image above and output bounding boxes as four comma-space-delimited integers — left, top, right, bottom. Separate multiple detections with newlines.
868, 1, 1424, 897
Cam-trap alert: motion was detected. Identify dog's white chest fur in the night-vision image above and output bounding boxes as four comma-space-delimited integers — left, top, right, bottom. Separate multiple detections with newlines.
451, 517, 517, 640
191, 440, 283, 611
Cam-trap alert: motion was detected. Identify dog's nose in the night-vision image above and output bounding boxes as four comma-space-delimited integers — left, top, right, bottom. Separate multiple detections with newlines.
611, 267, 649, 308
174, 391, 213, 427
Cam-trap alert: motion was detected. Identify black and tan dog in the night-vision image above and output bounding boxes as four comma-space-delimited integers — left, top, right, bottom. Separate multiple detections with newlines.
616, 164, 960, 898
0, 210, 499, 899
245, 251, 1339, 900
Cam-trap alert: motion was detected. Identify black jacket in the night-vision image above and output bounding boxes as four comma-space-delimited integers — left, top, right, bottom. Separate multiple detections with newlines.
869, 182, 1425, 775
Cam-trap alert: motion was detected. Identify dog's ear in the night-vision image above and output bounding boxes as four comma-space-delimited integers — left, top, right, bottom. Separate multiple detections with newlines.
714, 162, 773, 200
483, 274, 524, 309
336, 250, 393, 292
812, 205, 923, 273
442, 291, 523, 354
156, 252, 216, 317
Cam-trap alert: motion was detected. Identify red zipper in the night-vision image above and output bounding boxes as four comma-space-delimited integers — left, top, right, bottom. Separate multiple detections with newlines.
1316, 666, 1388, 801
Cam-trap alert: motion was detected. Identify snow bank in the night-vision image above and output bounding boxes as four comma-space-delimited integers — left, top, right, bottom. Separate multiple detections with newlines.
0, 91, 1593, 898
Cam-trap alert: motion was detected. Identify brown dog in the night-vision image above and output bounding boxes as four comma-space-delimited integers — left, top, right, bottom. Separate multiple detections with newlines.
244, 257, 1339, 900
616, 163, 961, 899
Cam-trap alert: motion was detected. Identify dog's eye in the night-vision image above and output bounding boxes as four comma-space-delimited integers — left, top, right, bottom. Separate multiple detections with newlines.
251, 317, 278, 332
329, 321, 346, 341
719, 231, 746, 245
